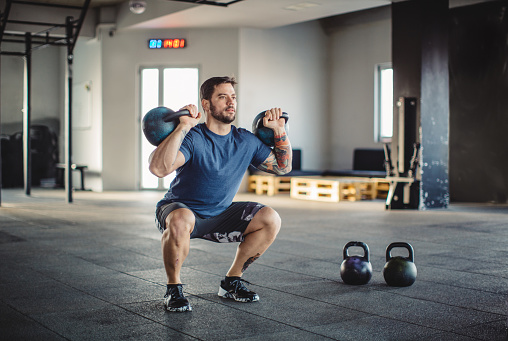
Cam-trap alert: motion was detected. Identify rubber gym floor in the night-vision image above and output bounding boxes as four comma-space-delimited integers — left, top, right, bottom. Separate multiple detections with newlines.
1, 188, 507, 341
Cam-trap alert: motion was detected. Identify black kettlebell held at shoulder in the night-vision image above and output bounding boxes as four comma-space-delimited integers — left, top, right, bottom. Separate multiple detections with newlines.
252, 111, 289, 147
142, 106, 191, 146
383, 242, 417, 287
340, 241, 373, 285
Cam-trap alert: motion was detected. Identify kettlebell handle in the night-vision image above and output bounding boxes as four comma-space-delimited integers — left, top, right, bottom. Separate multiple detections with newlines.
254, 111, 289, 130
343, 241, 370, 262
386, 242, 414, 262
163, 109, 191, 122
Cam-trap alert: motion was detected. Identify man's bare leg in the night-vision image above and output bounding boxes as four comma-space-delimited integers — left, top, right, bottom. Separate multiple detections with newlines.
218, 206, 281, 302
226, 206, 281, 277
162, 208, 195, 284
162, 208, 195, 312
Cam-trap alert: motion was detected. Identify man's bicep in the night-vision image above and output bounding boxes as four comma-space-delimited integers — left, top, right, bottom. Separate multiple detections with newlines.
173, 151, 187, 170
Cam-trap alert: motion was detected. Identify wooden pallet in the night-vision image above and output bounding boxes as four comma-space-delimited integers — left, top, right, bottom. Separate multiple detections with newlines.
373, 180, 390, 199
290, 177, 378, 202
248, 175, 291, 196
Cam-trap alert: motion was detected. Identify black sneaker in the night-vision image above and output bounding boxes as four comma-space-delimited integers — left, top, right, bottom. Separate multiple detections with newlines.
218, 277, 259, 303
164, 284, 192, 312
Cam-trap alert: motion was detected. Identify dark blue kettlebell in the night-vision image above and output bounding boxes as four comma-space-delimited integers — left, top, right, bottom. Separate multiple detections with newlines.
252, 111, 289, 147
340, 241, 372, 285
383, 242, 417, 287
142, 106, 191, 146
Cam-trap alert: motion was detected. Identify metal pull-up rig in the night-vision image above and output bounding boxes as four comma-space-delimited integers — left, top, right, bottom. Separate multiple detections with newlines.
0, 0, 90, 204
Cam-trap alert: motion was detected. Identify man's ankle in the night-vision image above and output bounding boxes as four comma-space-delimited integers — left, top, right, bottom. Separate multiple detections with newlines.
225, 276, 241, 284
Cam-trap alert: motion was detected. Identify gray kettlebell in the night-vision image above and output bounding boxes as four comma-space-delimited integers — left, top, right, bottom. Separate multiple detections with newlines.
383, 242, 417, 287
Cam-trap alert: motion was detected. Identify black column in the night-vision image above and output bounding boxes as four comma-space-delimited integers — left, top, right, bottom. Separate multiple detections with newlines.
449, 1, 508, 203
420, 0, 450, 209
391, 0, 450, 209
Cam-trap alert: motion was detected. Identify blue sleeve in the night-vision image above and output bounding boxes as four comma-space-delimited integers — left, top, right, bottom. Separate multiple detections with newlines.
250, 133, 272, 168
179, 128, 195, 162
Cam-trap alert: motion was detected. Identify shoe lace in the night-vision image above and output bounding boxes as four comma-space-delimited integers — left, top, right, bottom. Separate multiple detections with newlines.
166, 284, 185, 299
229, 278, 251, 293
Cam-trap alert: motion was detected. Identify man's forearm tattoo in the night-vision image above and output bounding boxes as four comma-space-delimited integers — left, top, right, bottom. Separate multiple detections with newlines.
242, 253, 261, 273
256, 131, 292, 174
273, 133, 292, 172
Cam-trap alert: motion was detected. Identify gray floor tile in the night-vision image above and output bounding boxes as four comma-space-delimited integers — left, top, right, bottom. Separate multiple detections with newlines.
29, 305, 152, 340
122, 297, 300, 341
306, 315, 439, 341
318, 289, 502, 332
454, 319, 508, 341
230, 329, 336, 341
0, 302, 68, 341
1, 279, 111, 315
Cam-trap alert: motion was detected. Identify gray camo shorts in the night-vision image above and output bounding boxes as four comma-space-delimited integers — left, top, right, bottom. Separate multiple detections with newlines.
155, 201, 265, 243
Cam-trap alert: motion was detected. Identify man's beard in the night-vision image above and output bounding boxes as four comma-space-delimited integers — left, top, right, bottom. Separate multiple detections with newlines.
210, 103, 235, 124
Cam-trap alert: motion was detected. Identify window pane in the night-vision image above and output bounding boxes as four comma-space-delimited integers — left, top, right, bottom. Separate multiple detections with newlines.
163, 68, 199, 111
162, 68, 199, 188
380, 68, 393, 139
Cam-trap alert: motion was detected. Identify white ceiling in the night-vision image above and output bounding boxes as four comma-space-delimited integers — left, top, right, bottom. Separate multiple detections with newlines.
125, 0, 392, 30
2, 0, 492, 37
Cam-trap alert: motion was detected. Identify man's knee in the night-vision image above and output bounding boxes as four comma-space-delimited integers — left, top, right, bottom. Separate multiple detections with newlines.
163, 208, 195, 240
252, 206, 281, 236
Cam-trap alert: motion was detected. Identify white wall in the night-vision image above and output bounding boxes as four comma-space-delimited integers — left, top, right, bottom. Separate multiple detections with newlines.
238, 21, 329, 171
72, 37, 103, 191
0, 52, 24, 127
327, 8, 391, 170
1, 45, 61, 132
32, 48, 62, 125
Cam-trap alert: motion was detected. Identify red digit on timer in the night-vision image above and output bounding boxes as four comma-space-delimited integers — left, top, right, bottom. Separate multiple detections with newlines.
148, 38, 186, 49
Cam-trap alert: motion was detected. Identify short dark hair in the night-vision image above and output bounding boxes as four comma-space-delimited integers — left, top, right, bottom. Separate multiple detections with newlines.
200, 76, 237, 101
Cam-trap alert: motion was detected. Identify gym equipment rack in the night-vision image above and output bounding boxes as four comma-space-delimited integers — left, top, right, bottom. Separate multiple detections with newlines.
0, 0, 90, 205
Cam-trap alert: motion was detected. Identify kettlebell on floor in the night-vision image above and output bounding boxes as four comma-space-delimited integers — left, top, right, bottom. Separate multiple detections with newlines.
340, 241, 373, 285
383, 242, 417, 287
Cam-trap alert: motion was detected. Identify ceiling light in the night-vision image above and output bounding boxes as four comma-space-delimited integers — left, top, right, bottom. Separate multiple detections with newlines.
129, 0, 147, 14
170, 0, 244, 7
284, 2, 320, 11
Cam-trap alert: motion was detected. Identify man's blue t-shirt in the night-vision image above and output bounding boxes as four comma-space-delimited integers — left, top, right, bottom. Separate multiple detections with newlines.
157, 123, 271, 218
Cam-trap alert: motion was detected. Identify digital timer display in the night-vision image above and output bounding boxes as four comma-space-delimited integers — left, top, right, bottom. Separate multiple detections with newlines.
148, 39, 186, 49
